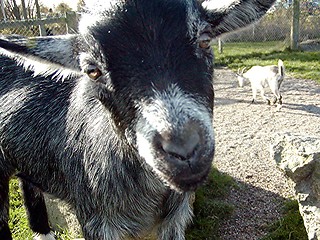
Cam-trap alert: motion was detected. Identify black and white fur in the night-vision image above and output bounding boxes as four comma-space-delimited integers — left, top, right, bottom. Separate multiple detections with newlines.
0, 0, 275, 239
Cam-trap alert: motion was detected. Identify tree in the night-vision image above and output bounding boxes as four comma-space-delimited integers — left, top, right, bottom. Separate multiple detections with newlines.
77, 0, 85, 12
0, 0, 5, 20
5, 0, 21, 20
21, 0, 28, 19
55, 3, 72, 15
2, 0, 40, 20
34, 0, 40, 18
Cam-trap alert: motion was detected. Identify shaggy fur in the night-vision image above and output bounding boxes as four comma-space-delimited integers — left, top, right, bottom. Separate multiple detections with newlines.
0, 0, 275, 239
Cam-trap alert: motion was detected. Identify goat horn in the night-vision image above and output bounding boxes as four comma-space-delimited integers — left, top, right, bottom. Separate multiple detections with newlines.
241, 67, 247, 75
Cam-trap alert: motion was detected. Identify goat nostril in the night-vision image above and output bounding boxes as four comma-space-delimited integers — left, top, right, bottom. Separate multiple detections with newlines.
159, 128, 200, 161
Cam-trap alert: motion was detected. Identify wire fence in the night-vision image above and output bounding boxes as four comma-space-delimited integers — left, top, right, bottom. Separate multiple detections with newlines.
0, 2, 319, 51
0, 12, 78, 37
219, 2, 320, 51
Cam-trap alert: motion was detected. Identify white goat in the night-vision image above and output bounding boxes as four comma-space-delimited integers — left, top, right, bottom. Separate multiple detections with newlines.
237, 59, 285, 105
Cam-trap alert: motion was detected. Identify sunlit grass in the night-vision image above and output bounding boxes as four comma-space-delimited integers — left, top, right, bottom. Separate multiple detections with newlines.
213, 41, 320, 83
9, 178, 77, 240
9, 178, 33, 240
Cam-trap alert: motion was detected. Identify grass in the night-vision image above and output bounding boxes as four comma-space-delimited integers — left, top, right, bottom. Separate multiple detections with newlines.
9, 178, 33, 240
186, 167, 235, 240
261, 200, 308, 240
9, 168, 235, 240
213, 41, 320, 83
9, 178, 74, 240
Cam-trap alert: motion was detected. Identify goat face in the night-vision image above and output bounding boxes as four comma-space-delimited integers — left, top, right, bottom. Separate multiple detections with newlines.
238, 75, 246, 87
80, 0, 215, 191
237, 67, 247, 87
0, 0, 276, 192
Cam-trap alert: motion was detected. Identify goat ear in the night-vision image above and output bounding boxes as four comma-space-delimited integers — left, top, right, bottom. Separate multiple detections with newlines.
0, 35, 83, 81
202, 0, 275, 37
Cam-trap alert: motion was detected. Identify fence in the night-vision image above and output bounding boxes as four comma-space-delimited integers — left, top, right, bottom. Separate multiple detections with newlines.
219, 1, 320, 51
0, 11, 78, 37
0, 2, 319, 51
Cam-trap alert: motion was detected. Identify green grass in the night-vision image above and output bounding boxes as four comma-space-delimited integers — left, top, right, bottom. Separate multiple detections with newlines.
186, 167, 235, 240
261, 200, 308, 240
9, 178, 75, 240
9, 178, 33, 240
213, 41, 320, 83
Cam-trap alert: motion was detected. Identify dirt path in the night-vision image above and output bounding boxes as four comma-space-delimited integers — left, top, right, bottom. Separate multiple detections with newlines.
213, 68, 320, 240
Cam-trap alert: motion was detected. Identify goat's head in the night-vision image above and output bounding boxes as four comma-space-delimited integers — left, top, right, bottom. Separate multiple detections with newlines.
236, 67, 247, 87
0, 0, 276, 192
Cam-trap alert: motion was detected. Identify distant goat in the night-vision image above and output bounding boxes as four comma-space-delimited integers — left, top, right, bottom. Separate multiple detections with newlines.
237, 59, 285, 105
0, 0, 276, 239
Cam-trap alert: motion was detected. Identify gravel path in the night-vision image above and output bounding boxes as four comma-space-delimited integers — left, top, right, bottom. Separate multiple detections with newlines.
213, 68, 320, 240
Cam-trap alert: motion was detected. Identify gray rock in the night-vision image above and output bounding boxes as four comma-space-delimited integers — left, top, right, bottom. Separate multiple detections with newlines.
271, 133, 320, 240
44, 194, 82, 238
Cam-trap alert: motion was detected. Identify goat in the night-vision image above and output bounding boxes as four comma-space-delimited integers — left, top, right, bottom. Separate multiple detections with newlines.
237, 59, 285, 105
0, 0, 276, 239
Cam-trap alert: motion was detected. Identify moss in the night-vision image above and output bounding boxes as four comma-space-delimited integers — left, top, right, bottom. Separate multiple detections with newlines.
261, 200, 308, 240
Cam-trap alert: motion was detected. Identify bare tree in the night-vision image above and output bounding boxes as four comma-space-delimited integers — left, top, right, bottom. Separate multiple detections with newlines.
34, 0, 41, 18
21, 0, 28, 19
1, 0, 6, 21
5, 0, 21, 20
55, 3, 72, 15
27, 0, 36, 19
77, 0, 85, 12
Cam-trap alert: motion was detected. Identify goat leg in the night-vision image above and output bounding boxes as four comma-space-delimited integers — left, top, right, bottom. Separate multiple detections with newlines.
0, 176, 12, 240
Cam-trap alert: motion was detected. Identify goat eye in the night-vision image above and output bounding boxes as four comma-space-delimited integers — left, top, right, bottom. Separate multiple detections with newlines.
198, 33, 212, 49
199, 39, 211, 49
86, 66, 102, 81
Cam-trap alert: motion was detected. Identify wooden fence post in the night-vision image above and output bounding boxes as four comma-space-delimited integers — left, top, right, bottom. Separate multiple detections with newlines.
291, 0, 300, 50
218, 38, 223, 54
38, 22, 47, 36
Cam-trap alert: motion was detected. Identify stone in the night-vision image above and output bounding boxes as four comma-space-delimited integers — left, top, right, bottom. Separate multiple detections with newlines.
44, 194, 82, 238
271, 133, 320, 240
